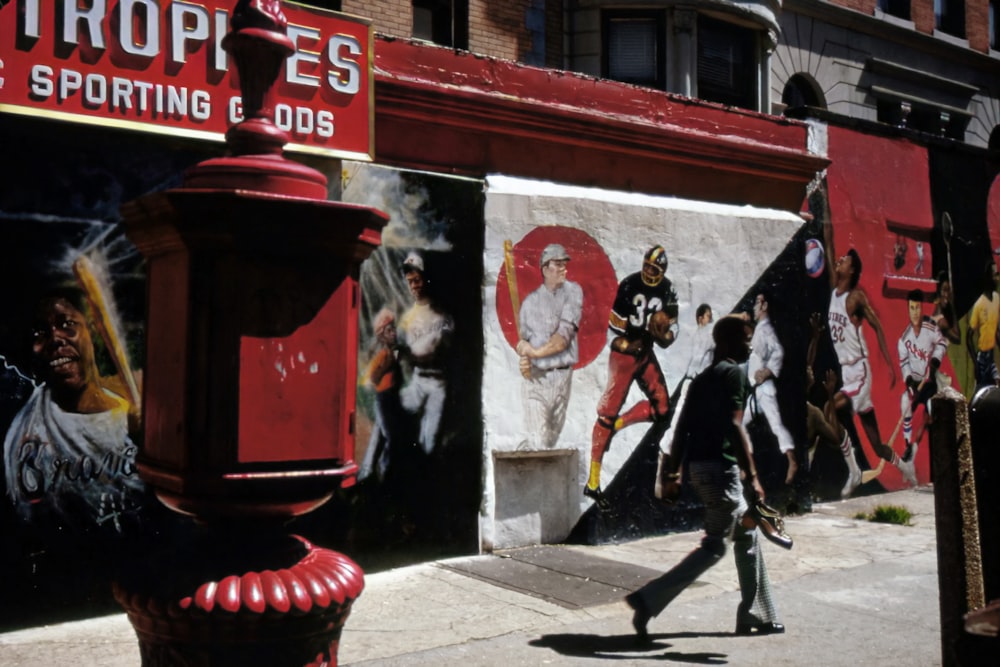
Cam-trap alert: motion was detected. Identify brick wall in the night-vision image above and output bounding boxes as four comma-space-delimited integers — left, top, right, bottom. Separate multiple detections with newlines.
468, 0, 531, 60
545, 0, 564, 67
966, 0, 990, 52
341, 0, 993, 68
911, 0, 936, 34
344, 1, 534, 61
829, 0, 878, 14
342, 0, 411, 38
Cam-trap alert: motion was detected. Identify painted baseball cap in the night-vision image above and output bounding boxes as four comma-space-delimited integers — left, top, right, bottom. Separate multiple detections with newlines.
540, 243, 570, 267
402, 251, 425, 273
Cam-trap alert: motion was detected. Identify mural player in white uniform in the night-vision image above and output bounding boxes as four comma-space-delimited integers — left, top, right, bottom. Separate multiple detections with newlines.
896, 289, 948, 478
823, 222, 905, 497
743, 292, 799, 485
661, 304, 713, 459
515, 243, 583, 449
4, 289, 143, 533
398, 251, 454, 455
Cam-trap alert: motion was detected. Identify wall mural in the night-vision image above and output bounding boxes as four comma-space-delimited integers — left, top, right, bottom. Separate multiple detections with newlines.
0, 119, 211, 629
341, 163, 485, 562
3, 254, 145, 534
1, 118, 997, 628
0, 218, 162, 628
481, 153, 999, 548
482, 177, 813, 547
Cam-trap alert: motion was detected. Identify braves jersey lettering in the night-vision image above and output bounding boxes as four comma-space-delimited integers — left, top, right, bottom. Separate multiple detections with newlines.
399, 302, 453, 362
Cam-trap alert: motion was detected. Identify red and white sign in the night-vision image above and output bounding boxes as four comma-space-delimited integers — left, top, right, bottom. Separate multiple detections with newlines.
0, 0, 373, 160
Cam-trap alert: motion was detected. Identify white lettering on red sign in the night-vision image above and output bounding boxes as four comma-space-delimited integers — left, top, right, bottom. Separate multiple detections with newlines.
2, 1, 372, 157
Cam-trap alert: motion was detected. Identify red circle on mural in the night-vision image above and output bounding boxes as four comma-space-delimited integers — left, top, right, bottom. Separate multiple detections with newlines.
496, 226, 619, 369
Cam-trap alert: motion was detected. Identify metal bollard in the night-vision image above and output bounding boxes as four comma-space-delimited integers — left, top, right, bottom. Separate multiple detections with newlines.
969, 386, 1000, 604
930, 387, 985, 666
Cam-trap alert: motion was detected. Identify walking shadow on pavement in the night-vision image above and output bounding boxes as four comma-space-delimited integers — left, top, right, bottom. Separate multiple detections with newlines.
529, 632, 729, 663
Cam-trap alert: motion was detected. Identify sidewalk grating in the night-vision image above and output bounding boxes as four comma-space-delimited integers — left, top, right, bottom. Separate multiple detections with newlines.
439, 545, 664, 609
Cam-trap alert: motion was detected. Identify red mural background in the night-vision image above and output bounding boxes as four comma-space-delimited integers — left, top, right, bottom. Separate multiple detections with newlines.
826, 127, 951, 490
495, 226, 618, 369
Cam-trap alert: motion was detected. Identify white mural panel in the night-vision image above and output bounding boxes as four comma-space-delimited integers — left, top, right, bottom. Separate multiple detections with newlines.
481, 175, 804, 549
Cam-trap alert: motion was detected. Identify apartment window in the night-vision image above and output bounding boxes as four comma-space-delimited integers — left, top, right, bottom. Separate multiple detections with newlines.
934, 0, 965, 37
413, 0, 469, 49
878, 0, 911, 20
600, 9, 767, 111
991, 0, 999, 49
697, 15, 757, 109
782, 74, 825, 110
602, 11, 665, 89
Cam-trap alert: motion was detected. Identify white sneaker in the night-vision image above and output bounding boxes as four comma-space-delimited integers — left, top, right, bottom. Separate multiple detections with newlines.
841, 466, 862, 499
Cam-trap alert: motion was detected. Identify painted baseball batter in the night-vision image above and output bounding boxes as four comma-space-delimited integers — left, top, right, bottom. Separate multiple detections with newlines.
516, 243, 583, 449
585, 245, 678, 508
398, 251, 454, 456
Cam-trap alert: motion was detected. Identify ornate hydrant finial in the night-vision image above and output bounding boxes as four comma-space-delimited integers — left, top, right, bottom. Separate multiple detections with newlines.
222, 0, 295, 156
183, 0, 328, 198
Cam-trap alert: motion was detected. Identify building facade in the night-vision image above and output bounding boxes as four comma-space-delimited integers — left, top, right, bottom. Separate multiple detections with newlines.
337, 0, 999, 147
1, 0, 998, 628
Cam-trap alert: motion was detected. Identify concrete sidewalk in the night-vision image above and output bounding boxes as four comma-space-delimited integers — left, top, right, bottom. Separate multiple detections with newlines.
0, 487, 941, 666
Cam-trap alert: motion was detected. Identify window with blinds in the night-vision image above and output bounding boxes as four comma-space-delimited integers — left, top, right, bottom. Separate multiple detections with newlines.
989, 0, 998, 48
602, 11, 665, 88
696, 15, 756, 109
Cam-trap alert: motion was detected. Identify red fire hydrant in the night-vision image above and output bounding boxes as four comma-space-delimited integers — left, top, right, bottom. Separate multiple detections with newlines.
113, 2, 387, 664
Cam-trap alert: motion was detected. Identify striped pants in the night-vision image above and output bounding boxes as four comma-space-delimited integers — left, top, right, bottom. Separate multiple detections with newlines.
631, 461, 779, 627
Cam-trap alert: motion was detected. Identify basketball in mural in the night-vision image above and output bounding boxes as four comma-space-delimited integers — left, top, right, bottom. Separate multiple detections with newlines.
496, 226, 618, 368
805, 238, 825, 278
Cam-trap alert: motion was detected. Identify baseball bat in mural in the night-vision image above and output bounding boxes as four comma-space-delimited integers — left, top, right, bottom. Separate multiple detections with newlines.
72, 255, 142, 408
503, 239, 521, 333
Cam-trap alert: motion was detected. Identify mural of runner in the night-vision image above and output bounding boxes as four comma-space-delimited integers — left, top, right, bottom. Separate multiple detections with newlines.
585, 245, 679, 510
